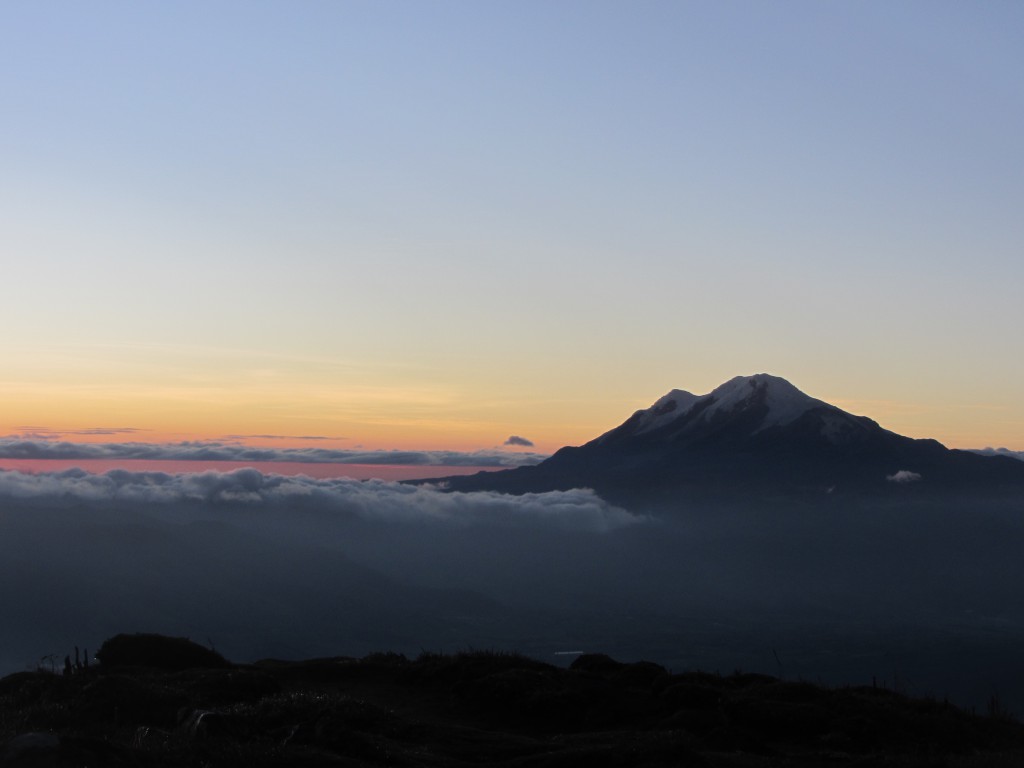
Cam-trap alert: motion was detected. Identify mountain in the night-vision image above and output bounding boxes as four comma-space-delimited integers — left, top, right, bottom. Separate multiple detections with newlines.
436, 374, 1024, 507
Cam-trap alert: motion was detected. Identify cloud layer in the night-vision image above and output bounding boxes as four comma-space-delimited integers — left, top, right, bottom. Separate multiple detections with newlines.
0, 467, 637, 532
0, 438, 547, 468
969, 447, 1024, 462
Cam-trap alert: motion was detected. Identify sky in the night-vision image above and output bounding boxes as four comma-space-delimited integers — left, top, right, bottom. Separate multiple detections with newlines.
2, 1, 1023, 456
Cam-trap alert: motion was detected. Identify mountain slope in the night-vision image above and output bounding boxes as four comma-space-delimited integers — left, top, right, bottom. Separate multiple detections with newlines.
437, 374, 1024, 507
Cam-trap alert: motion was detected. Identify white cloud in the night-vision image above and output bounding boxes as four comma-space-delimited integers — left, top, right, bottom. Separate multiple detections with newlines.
886, 470, 922, 483
0, 467, 639, 532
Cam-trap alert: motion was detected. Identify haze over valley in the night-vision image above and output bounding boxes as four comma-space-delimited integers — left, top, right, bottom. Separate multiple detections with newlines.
4, 375, 1023, 714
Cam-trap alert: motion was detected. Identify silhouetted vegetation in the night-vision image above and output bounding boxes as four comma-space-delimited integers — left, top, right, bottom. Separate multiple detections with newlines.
2, 635, 1024, 766
95, 633, 231, 671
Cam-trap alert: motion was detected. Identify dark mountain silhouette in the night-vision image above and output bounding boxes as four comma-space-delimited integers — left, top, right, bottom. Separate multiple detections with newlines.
435, 374, 1024, 507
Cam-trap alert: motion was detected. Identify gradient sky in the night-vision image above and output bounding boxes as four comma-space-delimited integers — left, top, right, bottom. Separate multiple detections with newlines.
2, 1, 1022, 453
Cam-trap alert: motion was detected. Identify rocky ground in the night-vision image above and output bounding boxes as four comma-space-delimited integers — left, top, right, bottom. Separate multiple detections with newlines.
2, 634, 1023, 767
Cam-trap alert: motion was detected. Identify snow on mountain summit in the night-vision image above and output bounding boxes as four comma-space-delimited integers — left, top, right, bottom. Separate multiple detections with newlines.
702, 374, 830, 430
631, 388, 700, 434
629, 374, 833, 437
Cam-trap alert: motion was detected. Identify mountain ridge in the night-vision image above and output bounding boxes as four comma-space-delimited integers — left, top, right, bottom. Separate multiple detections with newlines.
432, 374, 1024, 507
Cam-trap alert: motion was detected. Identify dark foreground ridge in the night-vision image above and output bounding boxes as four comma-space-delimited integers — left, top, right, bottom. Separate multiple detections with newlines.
2, 634, 1023, 767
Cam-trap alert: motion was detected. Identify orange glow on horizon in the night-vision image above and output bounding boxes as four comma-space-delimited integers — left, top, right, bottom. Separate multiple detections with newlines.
3, 395, 1020, 454
2, 351, 1020, 454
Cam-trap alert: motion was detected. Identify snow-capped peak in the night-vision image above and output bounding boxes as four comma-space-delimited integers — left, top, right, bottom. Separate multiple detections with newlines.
631, 374, 829, 436
631, 388, 700, 434
702, 374, 826, 429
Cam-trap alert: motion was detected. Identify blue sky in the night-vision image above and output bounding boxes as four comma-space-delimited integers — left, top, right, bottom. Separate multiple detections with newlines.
2, 2, 1022, 451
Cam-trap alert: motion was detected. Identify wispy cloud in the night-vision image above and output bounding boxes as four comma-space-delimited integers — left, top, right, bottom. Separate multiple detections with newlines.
222, 434, 345, 442
503, 435, 535, 447
13, 426, 148, 439
0, 438, 547, 468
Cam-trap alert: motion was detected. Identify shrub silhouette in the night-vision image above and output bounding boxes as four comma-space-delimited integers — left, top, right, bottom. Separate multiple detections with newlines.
568, 653, 624, 675
95, 633, 230, 671
4, 646, 1024, 765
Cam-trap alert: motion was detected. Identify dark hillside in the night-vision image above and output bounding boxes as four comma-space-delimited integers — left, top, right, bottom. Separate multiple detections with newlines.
2, 635, 1023, 767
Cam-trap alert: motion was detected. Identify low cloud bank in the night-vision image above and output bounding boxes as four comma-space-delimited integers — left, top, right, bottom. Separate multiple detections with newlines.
0, 467, 637, 532
0, 465, 646, 674
0, 438, 547, 468
969, 447, 1024, 462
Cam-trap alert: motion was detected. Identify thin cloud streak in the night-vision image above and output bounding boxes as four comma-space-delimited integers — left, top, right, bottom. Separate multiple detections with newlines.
0, 438, 548, 468
14, 426, 148, 438
223, 434, 345, 441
